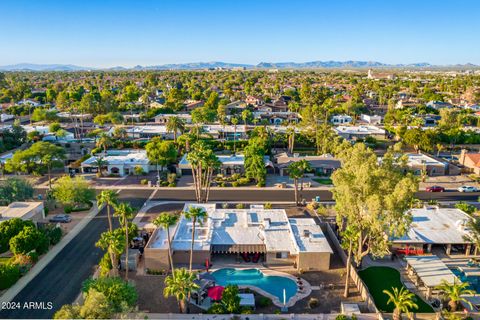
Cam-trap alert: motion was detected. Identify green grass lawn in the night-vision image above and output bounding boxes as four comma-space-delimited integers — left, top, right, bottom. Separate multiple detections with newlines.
359, 266, 434, 313
313, 178, 333, 185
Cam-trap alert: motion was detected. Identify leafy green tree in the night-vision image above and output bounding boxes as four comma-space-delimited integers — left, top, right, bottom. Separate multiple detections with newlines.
113, 202, 135, 280
0, 218, 35, 253
2, 122, 26, 150
164, 268, 199, 313
145, 138, 178, 179
7, 141, 66, 189
153, 213, 179, 275
221, 285, 241, 313
9, 225, 49, 255
97, 190, 118, 232
52, 176, 95, 208
332, 143, 417, 297
82, 276, 138, 312
383, 287, 418, 320
79, 289, 114, 319
402, 128, 435, 153
0, 177, 34, 205
437, 279, 474, 311
183, 206, 207, 271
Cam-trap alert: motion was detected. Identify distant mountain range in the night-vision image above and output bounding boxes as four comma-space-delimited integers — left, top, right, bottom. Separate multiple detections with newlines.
0, 61, 478, 71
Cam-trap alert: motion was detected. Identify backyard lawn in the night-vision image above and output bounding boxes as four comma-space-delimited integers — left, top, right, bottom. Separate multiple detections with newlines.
313, 178, 333, 185
359, 266, 434, 313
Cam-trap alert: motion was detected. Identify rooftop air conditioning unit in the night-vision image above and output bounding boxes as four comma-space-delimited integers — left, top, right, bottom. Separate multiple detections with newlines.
303, 230, 310, 237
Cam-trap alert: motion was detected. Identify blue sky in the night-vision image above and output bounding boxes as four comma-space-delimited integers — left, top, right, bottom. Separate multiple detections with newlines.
0, 0, 479, 67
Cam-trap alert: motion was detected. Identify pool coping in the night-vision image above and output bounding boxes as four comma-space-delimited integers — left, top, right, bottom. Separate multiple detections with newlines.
209, 267, 312, 308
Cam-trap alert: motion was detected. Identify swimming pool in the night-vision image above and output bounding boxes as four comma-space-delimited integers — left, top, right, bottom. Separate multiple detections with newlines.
211, 268, 298, 303
450, 267, 480, 292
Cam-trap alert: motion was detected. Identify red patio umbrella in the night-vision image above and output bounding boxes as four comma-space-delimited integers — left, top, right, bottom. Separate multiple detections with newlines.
207, 286, 225, 301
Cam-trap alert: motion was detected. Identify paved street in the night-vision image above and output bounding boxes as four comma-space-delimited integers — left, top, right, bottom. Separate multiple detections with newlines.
0, 189, 153, 319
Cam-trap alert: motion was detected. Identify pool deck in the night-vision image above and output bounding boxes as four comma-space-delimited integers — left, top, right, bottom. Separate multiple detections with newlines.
208, 266, 312, 308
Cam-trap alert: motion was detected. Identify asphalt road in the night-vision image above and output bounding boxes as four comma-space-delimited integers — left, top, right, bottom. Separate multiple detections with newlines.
0, 189, 153, 319
151, 188, 480, 202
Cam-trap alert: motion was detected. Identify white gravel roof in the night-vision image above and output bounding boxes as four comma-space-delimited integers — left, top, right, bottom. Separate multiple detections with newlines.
393, 207, 472, 244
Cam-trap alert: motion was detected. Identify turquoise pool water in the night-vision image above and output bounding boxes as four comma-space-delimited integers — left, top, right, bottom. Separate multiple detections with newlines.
211, 268, 298, 302
450, 267, 480, 292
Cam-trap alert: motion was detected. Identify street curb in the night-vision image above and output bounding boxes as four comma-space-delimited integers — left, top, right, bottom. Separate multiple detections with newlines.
0, 203, 104, 304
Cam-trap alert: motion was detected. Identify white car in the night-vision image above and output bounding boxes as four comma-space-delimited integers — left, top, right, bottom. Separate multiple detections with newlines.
457, 186, 478, 193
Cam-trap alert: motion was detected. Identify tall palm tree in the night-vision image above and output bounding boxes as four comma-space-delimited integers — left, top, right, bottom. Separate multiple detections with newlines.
91, 156, 108, 177
153, 213, 179, 275
231, 117, 239, 154
437, 279, 474, 311
97, 190, 118, 232
286, 125, 296, 154
166, 116, 185, 142
95, 230, 125, 276
113, 202, 135, 280
163, 268, 199, 313
383, 287, 418, 320
96, 133, 112, 155
183, 206, 207, 271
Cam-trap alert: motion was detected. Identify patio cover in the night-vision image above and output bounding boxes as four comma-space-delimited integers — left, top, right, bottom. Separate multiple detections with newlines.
405, 255, 459, 288
212, 244, 266, 253
239, 294, 255, 307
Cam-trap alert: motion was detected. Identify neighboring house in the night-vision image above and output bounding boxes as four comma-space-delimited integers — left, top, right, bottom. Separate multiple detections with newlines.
258, 98, 289, 113
224, 100, 246, 113
57, 112, 93, 121
392, 206, 475, 256
0, 202, 45, 225
331, 115, 353, 125
274, 153, 341, 176
81, 149, 152, 176
111, 125, 177, 140
178, 154, 273, 176
405, 153, 456, 176
22, 125, 50, 135
154, 113, 192, 124
253, 111, 300, 125
17, 99, 41, 107
0, 114, 14, 122
426, 100, 453, 110
144, 203, 333, 271
333, 125, 385, 140
184, 100, 204, 112
245, 95, 265, 106
459, 150, 480, 174
202, 124, 248, 140
360, 114, 382, 124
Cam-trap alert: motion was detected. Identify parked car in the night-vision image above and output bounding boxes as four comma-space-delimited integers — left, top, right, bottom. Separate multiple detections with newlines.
49, 214, 72, 223
457, 186, 478, 193
426, 186, 445, 192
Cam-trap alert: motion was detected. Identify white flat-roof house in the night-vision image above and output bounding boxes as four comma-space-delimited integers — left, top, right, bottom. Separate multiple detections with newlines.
333, 125, 385, 140
202, 124, 248, 140
109, 125, 177, 140
331, 115, 353, 125
392, 206, 476, 256
154, 113, 192, 124
0, 202, 45, 225
81, 150, 152, 176
144, 204, 333, 271
360, 114, 382, 124
178, 154, 273, 176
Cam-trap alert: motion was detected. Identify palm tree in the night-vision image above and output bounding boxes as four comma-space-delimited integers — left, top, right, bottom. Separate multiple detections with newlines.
163, 268, 199, 313
436, 143, 444, 157
166, 116, 185, 142
437, 279, 474, 311
92, 156, 108, 177
231, 117, 239, 154
286, 125, 296, 154
288, 160, 311, 206
96, 133, 112, 155
113, 202, 135, 280
95, 230, 125, 276
153, 213, 179, 275
183, 206, 207, 271
383, 287, 418, 320
97, 190, 118, 232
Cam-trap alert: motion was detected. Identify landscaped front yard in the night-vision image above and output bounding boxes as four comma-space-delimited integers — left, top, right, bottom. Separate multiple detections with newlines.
312, 177, 333, 185
359, 266, 434, 313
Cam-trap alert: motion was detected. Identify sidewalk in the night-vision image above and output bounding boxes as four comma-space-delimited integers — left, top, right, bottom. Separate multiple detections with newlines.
0, 203, 103, 304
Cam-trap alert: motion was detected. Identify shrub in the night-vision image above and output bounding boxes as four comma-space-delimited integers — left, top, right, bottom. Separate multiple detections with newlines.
64, 205, 73, 214
258, 296, 272, 307
308, 297, 319, 308
0, 263, 21, 290
167, 173, 177, 184
237, 177, 250, 185
9, 226, 49, 255
264, 202, 272, 209
222, 203, 229, 209
207, 303, 225, 314
46, 227, 63, 245
27, 251, 39, 263
232, 181, 239, 187
82, 277, 138, 312
335, 316, 349, 320
168, 183, 176, 187
140, 179, 148, 185
235, 203, 245, 209
455, 202, 476, 215
0, 218, 35, 253
161, 181, 169, 187
99, 252, 112, 277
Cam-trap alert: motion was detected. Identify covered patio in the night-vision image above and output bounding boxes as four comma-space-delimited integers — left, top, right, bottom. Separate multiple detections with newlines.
405, 255, 459, 298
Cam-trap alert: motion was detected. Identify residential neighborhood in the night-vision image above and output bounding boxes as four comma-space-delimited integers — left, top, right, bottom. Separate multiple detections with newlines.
1, 1, 480, 320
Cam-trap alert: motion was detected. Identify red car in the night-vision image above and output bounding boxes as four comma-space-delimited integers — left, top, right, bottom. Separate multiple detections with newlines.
426, 185, 445, 192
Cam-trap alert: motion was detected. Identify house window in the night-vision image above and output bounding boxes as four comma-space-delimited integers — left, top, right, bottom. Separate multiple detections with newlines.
275, 252, 288, 259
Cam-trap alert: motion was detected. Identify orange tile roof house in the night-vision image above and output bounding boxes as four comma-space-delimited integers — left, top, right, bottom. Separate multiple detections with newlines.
459, 150, 480, 174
